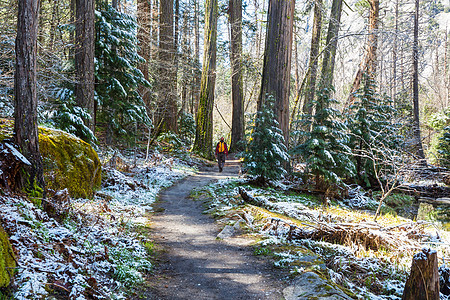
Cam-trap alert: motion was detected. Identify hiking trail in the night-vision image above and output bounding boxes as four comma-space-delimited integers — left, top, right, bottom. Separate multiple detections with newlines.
140, 158, 286, 299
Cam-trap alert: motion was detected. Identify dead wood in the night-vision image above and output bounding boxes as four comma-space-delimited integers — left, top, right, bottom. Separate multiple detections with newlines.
240, 187, 422, 253
402, 248, 440, 300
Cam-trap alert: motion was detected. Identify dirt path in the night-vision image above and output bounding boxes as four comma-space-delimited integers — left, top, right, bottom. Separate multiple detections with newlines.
140, 159, 286, 299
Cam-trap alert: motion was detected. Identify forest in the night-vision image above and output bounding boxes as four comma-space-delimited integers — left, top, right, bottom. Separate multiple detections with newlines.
1, 0, 450, 298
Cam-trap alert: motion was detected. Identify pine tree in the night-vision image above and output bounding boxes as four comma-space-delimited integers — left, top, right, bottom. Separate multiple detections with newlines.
346, 73, 400, 187
292, 85, 354, 189
242, 95, 289, 185
438, 126, 450, 167
95, 3, 151, 143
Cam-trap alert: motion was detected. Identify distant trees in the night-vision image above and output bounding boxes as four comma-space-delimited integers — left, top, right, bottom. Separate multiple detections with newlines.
14, 0, 45, 194
4, 0, 450, 187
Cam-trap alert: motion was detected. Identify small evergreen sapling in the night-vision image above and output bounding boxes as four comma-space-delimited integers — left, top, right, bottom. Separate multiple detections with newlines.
346, 73, 401, 187
242, 95, 289, 185
438, 126, 450, 167
292, 85, 354, 190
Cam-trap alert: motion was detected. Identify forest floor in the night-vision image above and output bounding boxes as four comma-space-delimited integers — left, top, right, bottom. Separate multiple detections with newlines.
136, 158, 288, 299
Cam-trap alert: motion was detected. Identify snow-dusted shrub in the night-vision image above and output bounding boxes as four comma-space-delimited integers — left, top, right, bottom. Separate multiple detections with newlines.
242, 95, 289, 185
291, 84, 354, 189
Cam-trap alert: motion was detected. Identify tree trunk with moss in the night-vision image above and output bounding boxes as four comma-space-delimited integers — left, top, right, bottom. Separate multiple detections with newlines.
302, 0, 322, 117
192, 0, 218, 159
229, 0, 244, 152
14, 0, 45, 196
258, 0, 295, 145
320, 0, 343, 89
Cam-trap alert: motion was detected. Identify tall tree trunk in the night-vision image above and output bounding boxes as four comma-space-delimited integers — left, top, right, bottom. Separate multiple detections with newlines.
259, 0, 295, 146
392, 0, 399, 105
302, 0, 322, 116
75, 0, 95, 132
14, 0, 45, 194
175, 0, 179, 74
49, 0, 59, 51
152, 0, 159, 59
229, 0, 244, 152
413, 0, 425, 160
320, 0, 343, 89
192, 0, 200, 115
192, 0, 218, 159
157, 0, 177, 132
347, 0, 379, 105
367, 0, 379, 76
137, 0, 152, 109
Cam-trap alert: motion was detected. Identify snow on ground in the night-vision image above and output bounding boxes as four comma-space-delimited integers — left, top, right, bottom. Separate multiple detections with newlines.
198, 178, 450, 299
1, 152, 196, 299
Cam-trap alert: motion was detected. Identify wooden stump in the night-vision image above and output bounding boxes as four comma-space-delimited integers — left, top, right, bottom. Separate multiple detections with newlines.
402, 248, 440, 300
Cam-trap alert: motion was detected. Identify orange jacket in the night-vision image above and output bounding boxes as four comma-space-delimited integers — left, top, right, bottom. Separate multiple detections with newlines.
215, 141, 228, 155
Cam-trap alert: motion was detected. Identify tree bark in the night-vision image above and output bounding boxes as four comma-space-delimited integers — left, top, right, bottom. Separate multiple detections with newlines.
192, 0, 218, 159
229, 0, 244, 152
320, 0, 343, 89
302, 0, 322, 116
347, 0, 379, 106
412, 0, 425, 160
137, 0, 152, 109
14, 0, 45, 194
192, 0, 201, 115
75, 0, 95, 133
392, 0, 399, 105
157, 0, 177, 132
402, 248, 439, 300
258, 0, 295, 146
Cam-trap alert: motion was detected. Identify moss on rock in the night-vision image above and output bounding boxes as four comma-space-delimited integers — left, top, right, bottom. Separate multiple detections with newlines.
0, 225, 16, 287
38, 127, 101, 199
0, 119, 101, 199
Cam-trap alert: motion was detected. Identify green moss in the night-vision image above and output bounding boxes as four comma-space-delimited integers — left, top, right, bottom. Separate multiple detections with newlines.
0, 225, 16, 288
0, 119, 14, 142
38, 127, 101, 199
0, 119, 101, 199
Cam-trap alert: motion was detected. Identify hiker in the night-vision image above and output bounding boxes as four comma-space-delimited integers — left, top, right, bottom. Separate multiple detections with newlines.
215, 137, 228, 172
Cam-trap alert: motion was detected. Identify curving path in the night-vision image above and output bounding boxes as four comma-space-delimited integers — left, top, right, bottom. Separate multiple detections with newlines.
141, 158, 286, 299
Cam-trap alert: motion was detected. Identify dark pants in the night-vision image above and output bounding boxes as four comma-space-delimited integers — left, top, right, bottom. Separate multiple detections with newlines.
217, 152, 226, 171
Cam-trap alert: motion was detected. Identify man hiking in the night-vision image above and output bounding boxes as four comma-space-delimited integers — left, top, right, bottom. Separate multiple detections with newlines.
215, 137, 228, 172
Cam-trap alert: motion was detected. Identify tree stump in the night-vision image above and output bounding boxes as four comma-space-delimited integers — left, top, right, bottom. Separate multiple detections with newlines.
402, 248, 440, 300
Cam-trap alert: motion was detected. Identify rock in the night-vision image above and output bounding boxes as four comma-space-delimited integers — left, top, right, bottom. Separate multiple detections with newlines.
217, 225, 235, 239
0, 119, 101, 199
283, 272, 352, 300
0, 224, 16, 287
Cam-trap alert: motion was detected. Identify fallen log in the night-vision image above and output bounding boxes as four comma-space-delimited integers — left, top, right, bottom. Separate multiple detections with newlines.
240, 187, 422, 252
419, 197, 450, 205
